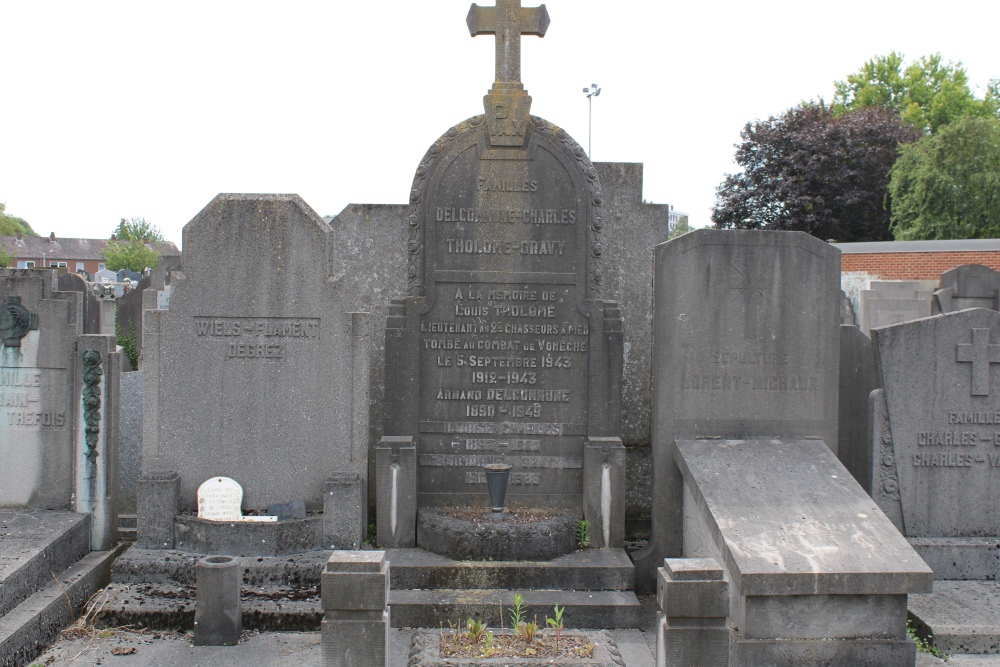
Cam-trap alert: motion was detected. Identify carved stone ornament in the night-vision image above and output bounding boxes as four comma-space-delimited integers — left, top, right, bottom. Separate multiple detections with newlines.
82, 349, 103, 462
0, 296, 38, 347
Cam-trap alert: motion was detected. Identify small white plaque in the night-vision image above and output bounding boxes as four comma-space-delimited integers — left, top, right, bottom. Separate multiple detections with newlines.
197, 477, 244, 521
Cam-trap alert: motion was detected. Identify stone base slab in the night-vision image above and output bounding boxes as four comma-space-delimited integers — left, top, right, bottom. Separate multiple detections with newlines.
111, 547, 332, 587
174, 514, 324, 557
909, 580, 1000, 654
730, 635, 917, 666
909, 537, 1000, 581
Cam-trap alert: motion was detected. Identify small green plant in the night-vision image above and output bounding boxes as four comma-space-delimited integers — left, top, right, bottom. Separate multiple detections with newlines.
115, 309, 139, 370
466, 617, 487, 643
517, 617, 539, 645
364, 522, 376, 546
546, 603, 565, 650
480, 630, 496, 657
576, 519, 591, 548
509, 593, 526, 629
907, 619, 945, 658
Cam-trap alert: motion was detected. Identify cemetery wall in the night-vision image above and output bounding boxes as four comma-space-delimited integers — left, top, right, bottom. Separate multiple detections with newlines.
836, 239, 1000, 280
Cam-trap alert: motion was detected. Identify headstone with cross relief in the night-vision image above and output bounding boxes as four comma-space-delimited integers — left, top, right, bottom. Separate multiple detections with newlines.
376, 0, 625, 550
871, 307, 1000, 579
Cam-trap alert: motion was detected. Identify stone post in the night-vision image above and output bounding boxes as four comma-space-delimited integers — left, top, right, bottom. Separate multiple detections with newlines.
322, 551, 389, 667
194, 555, 243, 646
583, 437, 626, 548
137, 470, 180, 549
324, 472, 365, 550
656, 558, 729, 667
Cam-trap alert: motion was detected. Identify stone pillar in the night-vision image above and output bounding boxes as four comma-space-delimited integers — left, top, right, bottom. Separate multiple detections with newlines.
583, 437, 626, 548
137, 470, 180, 549
325, 472, 365, 550
322, 551, 389, 667
375, 437, 416, 548
656, 558, 729, 667
194, 555, 242, 646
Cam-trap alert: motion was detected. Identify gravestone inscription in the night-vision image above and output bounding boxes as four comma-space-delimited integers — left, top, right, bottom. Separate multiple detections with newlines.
378, 0, 623, 547
872, 309, 1000, 550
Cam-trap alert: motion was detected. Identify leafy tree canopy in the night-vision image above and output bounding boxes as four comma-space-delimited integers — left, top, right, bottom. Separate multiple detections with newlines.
0, 202, 38, 237
102, 240, 159, 273
111, 217, 164, 242
832, 52, 999, 133
889, 115, 1000, 240
668, 215, 690, 240
712, 104, 919, 242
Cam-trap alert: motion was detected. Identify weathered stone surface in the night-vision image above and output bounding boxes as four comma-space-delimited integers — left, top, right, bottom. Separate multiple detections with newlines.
634, 230, 842, 589
118, 370, 143, 518
909, 580, 1000, 654
934, 264, 1000, 313
140, 194, 370, 525
675, 437, 932, 599
0, 269, 81, 510
839, 324, 880, 492
871, 308, 1000, 539
324, 473, 364, 550
859, 280, 933, 335
321, 551, 388, 667
415, 507, 578, 561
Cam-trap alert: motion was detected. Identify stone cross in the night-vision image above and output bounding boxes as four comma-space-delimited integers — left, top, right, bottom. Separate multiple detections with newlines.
957, 328, 1000, 396
467, 0, 550, 85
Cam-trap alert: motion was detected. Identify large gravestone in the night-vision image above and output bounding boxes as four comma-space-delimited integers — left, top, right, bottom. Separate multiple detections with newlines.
934, 264, 1000, 314
376, 0, 624, 549
871, 308, 1000, 579
139, 194, 370, 553
634, 230, 842, 589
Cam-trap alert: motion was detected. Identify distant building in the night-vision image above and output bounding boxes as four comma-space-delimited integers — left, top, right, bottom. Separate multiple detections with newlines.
0, 232, 180, 275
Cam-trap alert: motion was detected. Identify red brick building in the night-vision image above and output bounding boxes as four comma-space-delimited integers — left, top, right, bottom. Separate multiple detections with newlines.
833, 239, 1000, 280
0, 233, 180, 275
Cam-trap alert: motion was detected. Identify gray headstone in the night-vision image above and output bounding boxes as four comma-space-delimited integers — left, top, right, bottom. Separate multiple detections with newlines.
934, 264, 1000, 313
633, 229, 842, 590
838, 324, 880, 492
0, 269, 121, 549
872, 309, 1000, 541
377, 8, 624, 547
858, 280, 933, 335
140, 194, 370, 522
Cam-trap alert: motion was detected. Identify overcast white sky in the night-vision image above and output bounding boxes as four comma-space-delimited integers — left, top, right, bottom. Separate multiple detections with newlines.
1, 0, 997, 247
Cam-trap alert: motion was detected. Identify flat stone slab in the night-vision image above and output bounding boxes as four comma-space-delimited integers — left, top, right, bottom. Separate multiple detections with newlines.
909, 580, 1000, 654
112, 546, 332, 586
409, 628, 625, 667
385, 547, 634, 590
0, 510, 90, 616
675, 438, 933, 595
389, 589, 640, 629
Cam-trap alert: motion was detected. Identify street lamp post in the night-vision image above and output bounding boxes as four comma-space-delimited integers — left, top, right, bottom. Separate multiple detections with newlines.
582, 83, 601, 157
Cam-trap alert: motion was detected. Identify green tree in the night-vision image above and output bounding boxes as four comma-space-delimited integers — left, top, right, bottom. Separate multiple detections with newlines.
889, 115, 1000, 240
111, 217, 164, 242
712, 104, 919, 242
0, 242, 14, 268
102, 240, 159, 273
668, 215, 690, 239
833, 52, 999, 133
0, 203, 38, 237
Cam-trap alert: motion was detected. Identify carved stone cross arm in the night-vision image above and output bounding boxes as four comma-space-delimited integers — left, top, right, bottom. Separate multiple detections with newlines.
467, 0, 550, 85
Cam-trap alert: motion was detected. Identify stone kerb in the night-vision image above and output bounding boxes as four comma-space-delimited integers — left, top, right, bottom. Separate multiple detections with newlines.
871, 307, 1000, 579
139, 194, 370, 552
655, 558, 729, 667
633, 229, 842, 591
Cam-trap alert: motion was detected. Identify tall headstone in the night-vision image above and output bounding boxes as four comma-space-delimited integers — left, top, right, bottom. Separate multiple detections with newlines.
871, 308, 1000, 579
377, 0, 624, 548
934, 264, 1000, 314
633, 230, 842, 589
858, 280, 933, 335
838, 324, 880, 492
0, 268, 121, 549
139, 194, 370, 552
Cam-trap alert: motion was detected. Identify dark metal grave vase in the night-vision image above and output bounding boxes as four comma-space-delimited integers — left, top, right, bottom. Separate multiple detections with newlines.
484, 463, 512, 512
